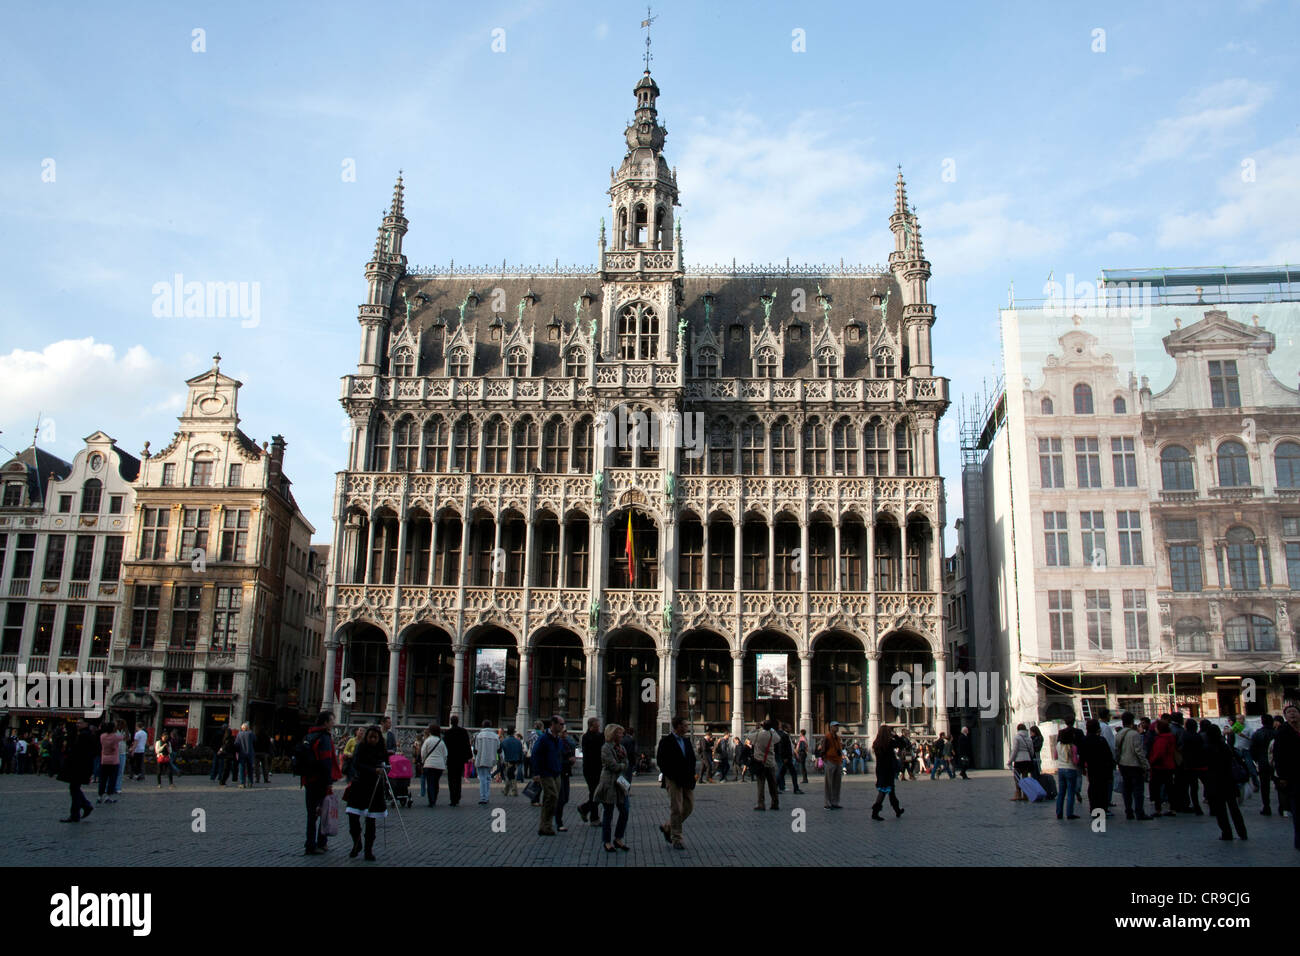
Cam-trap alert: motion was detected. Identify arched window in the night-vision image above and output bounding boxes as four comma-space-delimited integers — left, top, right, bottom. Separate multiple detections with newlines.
565, 348, 587, 379
1073, 383, 1094, 414
618, 303, 659, 360
393, 416, 418, 471
874, 347, 895, 379
369, 421, 391, 471
392, 346, 415, 377
1225, 615, 1277, 652
1217, 440, 1250, 487
1225, 526, 1264, 590
697, 347, 719, 379
542, 417, 569, 473
740, 417, 765, 475
817, 347, 839, 379
770, 418, 796, 475
451, 417, 477, 472
1113, 396, 1127, 414
832, 418, 858, 474
190, 454, 214, 486
572, 416, 594, 472
1160, 445, 1194, 491
864, 417, 889, 476
80, 479, 102, 514
634, 204, 649, 245
708, 417, 734, 475
755, 347, 778, 378
894, 421, 914, 476
1275, 441, 1300, 488
422, 416, 449, 471
1040, 397, 1054, 415
802, 418, 828, 474
482, 417, 509, 473
513, 417, 539, 472
447, 347, 470, 378
505, 347, 528, 377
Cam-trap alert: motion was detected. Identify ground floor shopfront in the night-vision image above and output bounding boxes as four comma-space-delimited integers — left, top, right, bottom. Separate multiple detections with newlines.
324, 619, 957, 742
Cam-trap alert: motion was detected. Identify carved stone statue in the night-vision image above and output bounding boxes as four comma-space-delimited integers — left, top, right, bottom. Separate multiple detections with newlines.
589, 600, 600, 633
593, 470, 605, 501
663, 470, 676, 502
874, 289, 891, 325
662, 604, 672, 633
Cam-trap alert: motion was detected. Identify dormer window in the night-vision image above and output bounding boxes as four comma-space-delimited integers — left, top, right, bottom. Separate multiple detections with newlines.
618, 303, 659, 360
447, 347, 470, 378
697, 347, 719, 379
816, 347, 839, 379
191, 455, 214, 487
1041, 397, 1054, 415
1113, 396, 1127, 414
754, 347, 777, 378
1209, 360, 1241, 408
874, 347, 895, 379
2, 483, 22, 507
392, 347, 415, 378
565, 348, 587, 379
505, 346, 528, 377
80, 479, 102, 514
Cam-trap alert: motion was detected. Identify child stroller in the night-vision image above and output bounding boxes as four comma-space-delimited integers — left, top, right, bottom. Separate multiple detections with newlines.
386, 753, 414, 808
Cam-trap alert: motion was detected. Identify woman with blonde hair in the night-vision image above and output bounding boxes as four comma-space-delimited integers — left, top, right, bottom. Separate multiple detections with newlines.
594, 722, 631, 852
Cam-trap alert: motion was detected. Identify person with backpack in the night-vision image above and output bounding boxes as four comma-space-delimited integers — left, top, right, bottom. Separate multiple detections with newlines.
1202, 722, 1248, 841
1053, 716, 1084, 820
1115, 712, 1152, 821
298, 712, 341, 856
1251, 714, 1276, 816
419, 722, 448, 806
750, 720, 780, 811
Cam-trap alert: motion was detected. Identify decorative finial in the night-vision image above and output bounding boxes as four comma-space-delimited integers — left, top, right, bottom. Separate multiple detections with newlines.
641, 6, 657, 72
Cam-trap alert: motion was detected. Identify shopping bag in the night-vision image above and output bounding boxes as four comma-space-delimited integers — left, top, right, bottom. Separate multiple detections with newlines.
319, 792, 340, 836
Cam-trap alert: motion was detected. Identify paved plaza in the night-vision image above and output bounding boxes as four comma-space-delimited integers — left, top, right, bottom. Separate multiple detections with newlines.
1, 769, 1295, 867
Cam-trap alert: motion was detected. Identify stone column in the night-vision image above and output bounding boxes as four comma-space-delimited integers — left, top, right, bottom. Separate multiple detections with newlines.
867, 651, 881, 741
834, 518, 842, 592
799, 651, 813, 733
900, 517, 909, 592
768, 520, 776, 592
321, 637, 339, 712
515, 648, 530, 731
734, 519, 744, 591
363, 516, 377, 585
731, 650, 745, 738
385, 641, 401, 719
451, 642, 465, 721
933, 651, 950, 735
585, 646, 599, 720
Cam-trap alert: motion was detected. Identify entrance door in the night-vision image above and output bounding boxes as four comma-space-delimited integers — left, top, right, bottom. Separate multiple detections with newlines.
604, 643, 657, 736
202, 707, 230, 751
1217, 688, 1241, 720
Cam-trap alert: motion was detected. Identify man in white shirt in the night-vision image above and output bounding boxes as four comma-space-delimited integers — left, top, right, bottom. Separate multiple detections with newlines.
14, 737, 27, 775
473, 721, 501, 805
1099, 708, 1117, 757
131, 725, 148, 780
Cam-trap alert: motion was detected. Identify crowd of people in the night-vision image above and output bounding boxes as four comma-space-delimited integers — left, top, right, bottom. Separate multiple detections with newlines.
1009, 703, 1300, 849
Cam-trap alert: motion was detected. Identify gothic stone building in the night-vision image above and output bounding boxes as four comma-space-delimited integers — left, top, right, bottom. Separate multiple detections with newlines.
323, 69, 950, 743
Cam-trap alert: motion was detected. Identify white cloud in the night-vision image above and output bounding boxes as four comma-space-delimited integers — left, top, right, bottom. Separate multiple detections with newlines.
1134, 78, 1270, 168
922, 195, 1065, 276
0, 338, 172, 453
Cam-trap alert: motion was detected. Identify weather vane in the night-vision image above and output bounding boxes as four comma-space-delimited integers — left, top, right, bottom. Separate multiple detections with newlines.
641, 6, 656, 72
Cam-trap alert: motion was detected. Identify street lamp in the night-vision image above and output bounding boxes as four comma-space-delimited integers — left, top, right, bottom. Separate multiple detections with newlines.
688, 684, 698, 731
556, 685, 567, 717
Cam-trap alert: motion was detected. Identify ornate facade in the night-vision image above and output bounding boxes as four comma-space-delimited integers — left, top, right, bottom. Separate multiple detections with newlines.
323, 68, 950, 741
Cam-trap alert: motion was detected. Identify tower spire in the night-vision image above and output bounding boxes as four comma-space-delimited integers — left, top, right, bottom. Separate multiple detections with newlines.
390, 170, 405, 218
641, 6, 657, 73
894, 165, 909, 218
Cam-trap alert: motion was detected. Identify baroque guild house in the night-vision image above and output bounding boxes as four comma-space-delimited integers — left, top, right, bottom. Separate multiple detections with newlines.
323, 68, 950, 742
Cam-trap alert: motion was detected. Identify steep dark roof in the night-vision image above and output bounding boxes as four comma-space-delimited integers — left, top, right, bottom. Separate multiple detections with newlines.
7, 445, 73, 505
113, 445, 141, 482
392, 271, 904, 380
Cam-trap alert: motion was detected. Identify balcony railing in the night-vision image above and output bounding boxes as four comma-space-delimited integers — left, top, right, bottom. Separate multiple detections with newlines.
684, 376, 947, 404
68, 581, 90, 599
8, 579, 28, 597
165, 650, 196, 671
85, 657, 108, 673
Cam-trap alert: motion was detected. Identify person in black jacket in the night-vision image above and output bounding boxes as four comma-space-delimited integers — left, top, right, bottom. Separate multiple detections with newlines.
444, 715, 471, 807
1079, 718, 1116, 816
1272, 703, 1300, 850
344, 726, 388, 861
1250, 714, 1275, 816
579, 718, 604, 824
58, 719, 97, 823
1202, 722, 1247, 841
870, 725, 905, 820
1182, 718, 1207, 815
953, 726, 974, 779
655, 716, 696, 850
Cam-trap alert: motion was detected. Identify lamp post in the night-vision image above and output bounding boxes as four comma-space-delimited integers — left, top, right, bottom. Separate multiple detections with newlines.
688, 684, 698, 732
556, 686, 568, 720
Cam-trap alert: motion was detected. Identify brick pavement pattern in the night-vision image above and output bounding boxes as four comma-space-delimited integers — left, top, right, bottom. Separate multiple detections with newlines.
2, 769, 1294, 866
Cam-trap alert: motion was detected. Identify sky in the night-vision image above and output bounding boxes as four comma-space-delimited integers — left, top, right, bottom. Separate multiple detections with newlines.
1, 0, 1297, 543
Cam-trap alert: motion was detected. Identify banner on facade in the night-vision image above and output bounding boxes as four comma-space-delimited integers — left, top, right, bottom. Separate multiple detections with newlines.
755, 653, 787, 700
475, 647, 508, 694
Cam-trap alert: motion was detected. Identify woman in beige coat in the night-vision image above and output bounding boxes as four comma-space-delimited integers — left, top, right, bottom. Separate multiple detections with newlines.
593, 723, 630, 852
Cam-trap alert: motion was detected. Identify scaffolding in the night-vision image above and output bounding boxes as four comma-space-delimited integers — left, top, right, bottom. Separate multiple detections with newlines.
958, 376, 1006, 467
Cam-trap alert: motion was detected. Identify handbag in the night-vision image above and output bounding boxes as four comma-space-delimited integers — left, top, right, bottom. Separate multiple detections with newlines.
523, 779, 541, 802
616, 775, 631, 793
319, 792, 340, 836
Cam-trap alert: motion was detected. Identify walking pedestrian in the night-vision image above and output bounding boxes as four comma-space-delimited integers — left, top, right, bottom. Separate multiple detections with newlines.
1115, 712, 1152, 821
797, 729, 810, 784
344, 725, 388, 861
444, 715, 470, 807
695, 730, 715, 783
1252, 715, 1276, 816
218, 729, 239, 786
97, 722, 121, 803
473, 720, 500, 805
130, 723, 148, 780
750, 720, 780, 811
870, 724, 905, 820
822, 721, 844, 809
714, 733, 732, 782
154, 733, 176, 788
419, 722, 447, 806
1079, 718, 1115, 816
930, 733, 955, 779
1010, 723, 1035, 801
555, 724, 576, 830
622, 727, 639, 783
1029, 725, 1044, 780
58, 719, 97, 823
655, 715, 696, 850
530, 715, 566, 836
595, 723, 630, 852
776, 723, 802, 793
1053, 716, 1084, 819
299, 712, 340, 856
736, 736, 752, 783
235, 722, 256, 789
1202, 722, 1248, 841
954, 726, 973, 779
381, 716, 397, 755
1270, 703, 1300, 850
1183, 718, 1207, 815
501, 727, 522, 796
1148, 719, 1177, 817
579, 717, 603, 822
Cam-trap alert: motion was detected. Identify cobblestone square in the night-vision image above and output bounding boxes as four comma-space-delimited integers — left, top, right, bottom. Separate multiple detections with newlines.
3, 769, 1295, 867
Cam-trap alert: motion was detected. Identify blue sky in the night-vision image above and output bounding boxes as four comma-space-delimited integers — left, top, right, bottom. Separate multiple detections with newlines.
1, 0, 1297, 540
